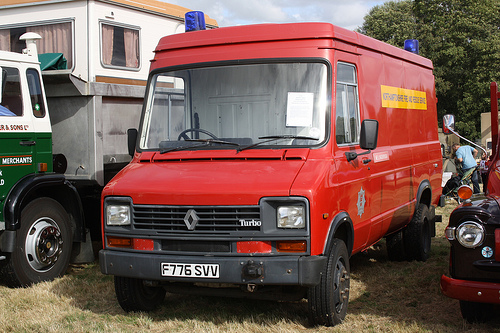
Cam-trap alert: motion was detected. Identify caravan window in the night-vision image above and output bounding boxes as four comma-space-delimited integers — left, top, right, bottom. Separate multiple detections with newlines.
0, 22, 73, 69
101, 23, 140, 69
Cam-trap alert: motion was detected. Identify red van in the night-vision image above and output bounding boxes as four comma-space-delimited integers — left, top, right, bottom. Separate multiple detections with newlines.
100, 19, 443, 326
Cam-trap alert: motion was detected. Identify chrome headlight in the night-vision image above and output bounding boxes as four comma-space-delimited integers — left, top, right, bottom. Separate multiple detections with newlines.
106, 205, 131, 226
456, 221, 484, 248
277, 206, 305, 229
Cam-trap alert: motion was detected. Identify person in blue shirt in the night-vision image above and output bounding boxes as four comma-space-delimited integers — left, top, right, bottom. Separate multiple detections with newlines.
0, 104, 16, 116
453, 143, 479, 193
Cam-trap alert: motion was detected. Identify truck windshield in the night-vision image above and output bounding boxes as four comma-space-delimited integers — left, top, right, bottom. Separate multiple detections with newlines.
139, 62, 328, 151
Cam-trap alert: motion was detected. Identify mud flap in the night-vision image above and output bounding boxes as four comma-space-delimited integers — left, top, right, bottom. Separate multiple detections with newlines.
70, 229, 95, 264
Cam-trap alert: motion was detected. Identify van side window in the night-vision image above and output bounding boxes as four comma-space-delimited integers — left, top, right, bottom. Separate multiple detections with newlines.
26, 68, 46, 118
0, 67, 22, 116
335, 63, 360, 145
101, 23, 140, 69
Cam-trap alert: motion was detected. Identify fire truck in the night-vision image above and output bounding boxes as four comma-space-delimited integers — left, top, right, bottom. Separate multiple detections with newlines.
100, 13, 443, 326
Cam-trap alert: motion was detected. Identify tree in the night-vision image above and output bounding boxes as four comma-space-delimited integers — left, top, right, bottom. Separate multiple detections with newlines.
358, 0, 500, 140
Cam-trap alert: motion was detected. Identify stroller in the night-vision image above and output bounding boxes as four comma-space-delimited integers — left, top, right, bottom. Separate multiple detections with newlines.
442, 163, 478, 202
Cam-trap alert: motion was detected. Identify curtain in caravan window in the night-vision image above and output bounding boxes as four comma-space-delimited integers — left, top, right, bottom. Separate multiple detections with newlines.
28, 22, 72, 69
102, 23, 139, 69
102, 24, 114, 65
0, 29, 10, 51
123, 28, 139, 68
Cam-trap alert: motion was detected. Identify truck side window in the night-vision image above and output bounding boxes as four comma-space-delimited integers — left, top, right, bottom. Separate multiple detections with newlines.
0, 67, 22, 116
26, 68, 46, 118
335, 63, 360, 145
101, 23, 140, 69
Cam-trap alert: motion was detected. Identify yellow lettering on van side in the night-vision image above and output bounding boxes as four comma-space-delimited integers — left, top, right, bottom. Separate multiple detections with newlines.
381, 85, 427, 110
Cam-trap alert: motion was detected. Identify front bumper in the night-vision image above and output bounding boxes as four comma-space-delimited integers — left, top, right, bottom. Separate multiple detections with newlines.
100, 250, 326, 287
441, 274, 500, 304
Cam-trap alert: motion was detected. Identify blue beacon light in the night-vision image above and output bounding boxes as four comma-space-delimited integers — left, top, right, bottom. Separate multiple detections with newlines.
404, 39, 419, 54
185, 11, 206, 32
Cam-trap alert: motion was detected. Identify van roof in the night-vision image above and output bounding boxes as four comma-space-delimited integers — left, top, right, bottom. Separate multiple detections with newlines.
0, 0, 218, 27
0, 49, 39, 64
155, 22, 433, 69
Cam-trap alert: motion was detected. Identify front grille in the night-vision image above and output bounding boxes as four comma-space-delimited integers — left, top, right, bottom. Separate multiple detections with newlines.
133, 205, 261, 233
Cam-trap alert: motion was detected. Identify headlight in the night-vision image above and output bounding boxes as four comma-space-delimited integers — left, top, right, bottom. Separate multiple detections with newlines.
277, 206, 305, 229
106, 205, 131, 226
456, 221, 484, 248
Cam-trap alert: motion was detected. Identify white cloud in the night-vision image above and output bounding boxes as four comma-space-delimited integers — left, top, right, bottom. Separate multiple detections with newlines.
165, 0, 385, 31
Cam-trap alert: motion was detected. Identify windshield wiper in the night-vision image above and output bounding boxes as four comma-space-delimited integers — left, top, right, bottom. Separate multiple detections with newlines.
159, 139, 239, 154
238, 135, 319, 152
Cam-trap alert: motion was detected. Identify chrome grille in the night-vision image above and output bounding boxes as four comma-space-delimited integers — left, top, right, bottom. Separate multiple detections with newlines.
133, 205, 261, 233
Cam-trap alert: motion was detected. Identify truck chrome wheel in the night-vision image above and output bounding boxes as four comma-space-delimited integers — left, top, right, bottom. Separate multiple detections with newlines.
25, 218, 63, 271
0, 198, 72, 287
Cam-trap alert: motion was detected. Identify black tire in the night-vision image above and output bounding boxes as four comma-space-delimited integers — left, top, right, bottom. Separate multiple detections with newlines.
386, 230, 408, 261
404, 203, 431, 262
114, 276, 166, 312
459, 300, 494, 323
308, 238, 350, 327
0, 198, 72, 287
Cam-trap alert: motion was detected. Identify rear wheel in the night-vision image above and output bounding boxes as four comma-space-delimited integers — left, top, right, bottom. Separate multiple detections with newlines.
404, 203, 431, 261
114, 276, 166, 312
308, 238, 350, 326
0, 198, 72, 287
460, 300, 494, 323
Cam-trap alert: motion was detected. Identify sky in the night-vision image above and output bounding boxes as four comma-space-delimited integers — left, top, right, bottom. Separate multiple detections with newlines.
164, 0, 387, 31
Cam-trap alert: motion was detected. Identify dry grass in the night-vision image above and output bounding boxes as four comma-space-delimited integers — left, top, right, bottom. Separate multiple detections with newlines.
1, 201, 499, 332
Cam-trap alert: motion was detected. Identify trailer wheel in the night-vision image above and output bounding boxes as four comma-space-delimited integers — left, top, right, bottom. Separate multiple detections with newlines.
0, 198, 72, 287
460, 300, 494, 323
308, 238, 350, 326
404, 203, 431, 261
385, 230, 408, 261
114, 276, 166, 312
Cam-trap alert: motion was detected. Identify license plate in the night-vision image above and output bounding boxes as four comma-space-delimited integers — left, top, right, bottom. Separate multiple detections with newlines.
161, 262, 219, 278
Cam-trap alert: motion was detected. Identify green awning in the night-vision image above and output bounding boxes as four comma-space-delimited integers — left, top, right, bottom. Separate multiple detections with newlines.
38, 53, 67, 70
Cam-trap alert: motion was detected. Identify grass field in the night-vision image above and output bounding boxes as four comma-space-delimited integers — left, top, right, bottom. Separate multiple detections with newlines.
1, 202, 499, 332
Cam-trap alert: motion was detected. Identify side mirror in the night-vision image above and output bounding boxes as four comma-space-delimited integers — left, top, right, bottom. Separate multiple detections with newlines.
443, 114, 455, 134
346, 119, 379, 162
360, 119, 378, 150
127, 128, 138, 157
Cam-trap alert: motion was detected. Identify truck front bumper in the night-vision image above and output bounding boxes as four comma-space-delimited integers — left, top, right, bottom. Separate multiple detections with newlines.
441, 274, 500, 304
99, 250, 326, 287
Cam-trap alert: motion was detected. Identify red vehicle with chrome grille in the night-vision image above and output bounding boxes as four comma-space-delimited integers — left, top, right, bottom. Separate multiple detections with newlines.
100, 12, 443, 326
441, 82, 500, 322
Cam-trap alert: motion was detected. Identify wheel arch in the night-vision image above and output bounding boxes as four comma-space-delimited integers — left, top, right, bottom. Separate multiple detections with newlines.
416, 179, 433, 209
3, 174, 85, 244
322, 212, 354, 257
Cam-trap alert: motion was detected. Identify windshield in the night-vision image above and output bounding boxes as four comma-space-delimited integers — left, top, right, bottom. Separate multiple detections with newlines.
139, 62, 329, 151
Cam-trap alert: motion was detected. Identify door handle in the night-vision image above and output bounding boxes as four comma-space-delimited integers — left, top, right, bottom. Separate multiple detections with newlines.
19, 140, 36, 146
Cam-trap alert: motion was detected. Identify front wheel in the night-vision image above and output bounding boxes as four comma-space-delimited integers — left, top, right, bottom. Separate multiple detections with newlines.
114, 276, 166, 312
308, 238, 350, 326
0, 198, 72, 287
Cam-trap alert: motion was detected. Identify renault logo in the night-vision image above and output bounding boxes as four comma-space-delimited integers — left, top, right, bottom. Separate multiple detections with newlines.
184, 209, 199, 231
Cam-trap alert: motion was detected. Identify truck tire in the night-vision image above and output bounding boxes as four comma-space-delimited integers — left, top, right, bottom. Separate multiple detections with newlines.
0, 198, 72, 287
114, 276, 166, 312
386, 230, 408, 261
308, 238, 350, 326
404, 203, 431, 261
460, 300, 494, 323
